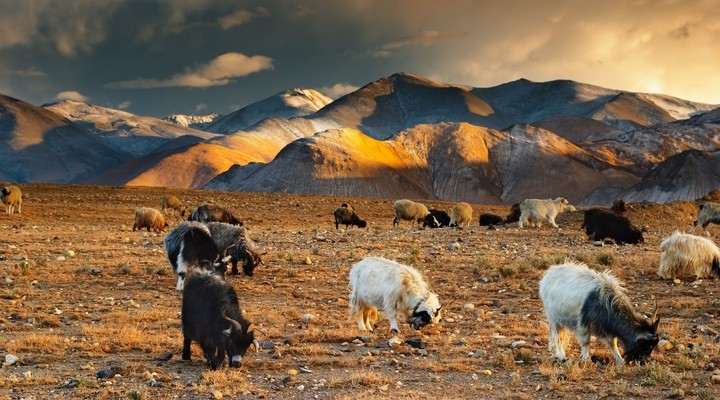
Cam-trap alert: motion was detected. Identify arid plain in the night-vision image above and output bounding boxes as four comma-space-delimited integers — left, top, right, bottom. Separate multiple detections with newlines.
1, 184, 719, 400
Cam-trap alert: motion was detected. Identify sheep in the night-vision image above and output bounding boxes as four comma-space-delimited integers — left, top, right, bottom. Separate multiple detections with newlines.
163, 221, 231, 290
349, 257, 442, 333
423, 209, 451, 228
1, 185, 22, 214
160, 195, 187, 217
132, 207, 168, 232
182, 269, 255, 369
518, 197, 573, 229
539, 262, 660, 364
587, 210, 644, 245
479, 213, 505, 226
189, 204, 243, 225
392, 199, 430, 227
692, 201, 720, 236
206, 222, 264, 276
449, 202, 473, 229
333, 207, 367, 229
505, 203, 521, 223
582, 199, 627, 237
658, 232, 720, 280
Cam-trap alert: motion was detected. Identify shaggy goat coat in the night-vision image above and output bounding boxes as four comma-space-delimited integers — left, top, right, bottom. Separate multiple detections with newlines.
392, 199, 430, 227
518, 197, 571, 229
449, 202, 473, 228
132, 207, 167, 232
693, 202, 720, 236
1, 185, 22, 214
658, 232, 720, 280
349, 257, 441, 333
163, 221, 227, 290
539, 262, 659, 364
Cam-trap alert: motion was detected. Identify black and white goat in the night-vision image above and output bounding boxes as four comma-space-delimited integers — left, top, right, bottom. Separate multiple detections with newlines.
539, 262, 659, 364
206, 222, 263, 276
163, 221, 230, 290
182, 269, 255, 369
423, 209, 451, 228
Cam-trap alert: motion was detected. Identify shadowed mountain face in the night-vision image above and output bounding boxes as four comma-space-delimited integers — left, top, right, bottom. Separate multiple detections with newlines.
2, 73, 719, 204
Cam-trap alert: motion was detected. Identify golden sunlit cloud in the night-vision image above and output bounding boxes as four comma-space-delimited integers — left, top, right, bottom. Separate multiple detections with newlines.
105, 52, 274, 89
217, 7, 269, 30
382, 30, 467, 50
319, 83, 359, 99
55, 91, 88, 102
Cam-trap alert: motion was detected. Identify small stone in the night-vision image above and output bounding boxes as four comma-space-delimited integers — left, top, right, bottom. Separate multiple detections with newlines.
304, 256, 312, 265
480, 369, 493, 376
288, 369, 298, 376
142, 241, 153, 248
389, 359, 399, 366
417, 349, 428, 356
470, 350, 486, 358
283, 337, 296, 346
586, 384, 597, 393
711, 375, 720, 383
463, 303, 475, 311
299, 366, 312, 373
211, 390, 223, 399
148, 380, 164, 388
593, 241, 603, 247
5, 277, 13, 286
388, 336, 402, 347
90, 268, 102, 275
257, 341, 276, 350
673, 279, 682, 285
66, 250, 75, 257
354, 336, 372, 343
155, 352, 173, 361
448, 242, 462, 251
56, 255, 66, 261
52, 308, 63, 315
296, 384, 305, 392
511, 340, 527, 349
300, 313, 315, 324
4, 354, 18, 366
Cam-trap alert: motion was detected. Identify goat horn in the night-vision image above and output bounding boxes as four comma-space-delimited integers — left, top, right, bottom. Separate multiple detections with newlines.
223, 312, 243, 332
652, 301, 658, 321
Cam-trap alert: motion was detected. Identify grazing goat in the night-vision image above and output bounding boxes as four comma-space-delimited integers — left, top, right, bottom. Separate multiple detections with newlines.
423, 209, 451, 228
449, 202, 473, 228
1, 185, 22, 214
539, 262, 660, 364
392, 199, 430, 227
587, 210, 644, 245
349, 257, 442, 333
182, 270, 255, 369
505, 203, 521, 223
333, 206, 367, 229
518, 197, 572, 229
163, 221, 230, 290
132, 207, 168, 232
206, 222, 263, 276
479, 213, 505, 226
189, 204, 243, 225
160, 195, 187, 216
693, 201, 720, 236
658, 232, 720, 280
582, 199, 627, 237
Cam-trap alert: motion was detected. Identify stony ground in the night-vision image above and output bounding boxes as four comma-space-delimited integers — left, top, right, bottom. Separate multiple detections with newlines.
1, 184, 719, 400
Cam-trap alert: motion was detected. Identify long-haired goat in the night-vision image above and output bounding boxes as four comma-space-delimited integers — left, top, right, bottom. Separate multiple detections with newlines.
349, 257, 442, 333
586, 210, 644, 245
518, 197, 573, 229
182, 269, 255, 369
163, 221, 230, 290
160, 195, 187, 217
582, 199, 627, 237
206, 222, 263, 276
539, 262, 660, 364
449, 202, 473, 229
333, 206, 367, 229
392, 199, 430, 227
189, 204, 243, 225
658, 232, 720, 280
692, 201, 720, 236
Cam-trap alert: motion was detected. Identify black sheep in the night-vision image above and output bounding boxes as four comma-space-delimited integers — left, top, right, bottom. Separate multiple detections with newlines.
590, 209, 644, 244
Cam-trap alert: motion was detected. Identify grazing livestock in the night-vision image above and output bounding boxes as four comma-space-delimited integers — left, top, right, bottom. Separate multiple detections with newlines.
333, 206, 367, 229
449, 202, 473, 228
189, 204, 243, 225
160, 195, 187, 216
587, 210, 644, 245
206, 222, 263, 276
132, 207, 168, 232
1, 185, 22, 214
505, 203, 521, 224
539, 262, 660, 364
479, 213, 505, 226
692, 201, 720, 236
582, 199, 627, 236
163, 221, 230, 290
182, 270, 255, 369
518, 197, 573, 229
658, 232, 720, 280
423, 209, 451, 228
392, 199, 430, 227
349, 257, 442, 333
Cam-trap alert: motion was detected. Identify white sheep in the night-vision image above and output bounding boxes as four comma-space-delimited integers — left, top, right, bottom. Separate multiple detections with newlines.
539, 262, 660, 364
692, 202, 720, 236
132, 207, 168, 232
349, 257, 442, 333
392, 199, 430, 227
449, 202, 473, 228
1, 185, 22, 214
160, 195, 187, 217
658, 231, 720, 280
518, 197, 572, 229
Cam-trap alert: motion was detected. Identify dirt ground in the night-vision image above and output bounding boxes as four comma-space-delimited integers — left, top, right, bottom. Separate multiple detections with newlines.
1, 184, 719, 400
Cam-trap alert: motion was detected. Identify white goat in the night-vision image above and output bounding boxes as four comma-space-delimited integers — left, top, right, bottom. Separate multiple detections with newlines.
518, 197, 572, 229
539, 262, 659, 364
449, 202, 473, 228
392, 199, 430, 227
658, 231, 720, 280
349, 257, 442, 333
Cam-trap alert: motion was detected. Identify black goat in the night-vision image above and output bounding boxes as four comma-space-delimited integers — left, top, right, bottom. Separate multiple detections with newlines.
423, 209, 451, 228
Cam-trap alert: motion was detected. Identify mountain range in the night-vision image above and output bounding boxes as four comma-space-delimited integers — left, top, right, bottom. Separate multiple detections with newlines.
1, 72, 718, 205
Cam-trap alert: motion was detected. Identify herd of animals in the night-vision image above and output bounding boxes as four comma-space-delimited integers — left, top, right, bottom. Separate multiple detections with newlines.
2, 184, 720, 371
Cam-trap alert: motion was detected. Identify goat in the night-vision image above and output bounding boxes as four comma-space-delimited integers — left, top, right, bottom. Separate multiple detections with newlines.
333, 206, 367, 229
582, 199, 627, 237
392, 199, 430, 227
423, 209, 451, 228
449, 202, 473, 228
206, 222, 263, 276
479, 213, 505, 226
693, 201, 720, 236
539, 262, 660, 364
1, 185, 22, 214
658, 231, 720, 280
518, 197, 573, 229
163, 221, 230, 290
189, 204, 243, 225
505, 203, 521, 224
587, 209, 644, 245
160, 195, 187, 217
132, 207, 168, 232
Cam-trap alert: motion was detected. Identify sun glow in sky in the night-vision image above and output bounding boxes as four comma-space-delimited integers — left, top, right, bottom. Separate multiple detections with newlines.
0, 0, 718, 116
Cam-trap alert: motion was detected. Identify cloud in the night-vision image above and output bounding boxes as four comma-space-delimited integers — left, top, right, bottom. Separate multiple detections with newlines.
12, 68, 46, 77
117, 100, 132, 110
319, 83, 359, 99
217, 7, 269, 30
668, 23, 691, 40
106, 52, 274, 89
195, 103, 208, 112
382, 30, 467, 50
56, 91, 88, 102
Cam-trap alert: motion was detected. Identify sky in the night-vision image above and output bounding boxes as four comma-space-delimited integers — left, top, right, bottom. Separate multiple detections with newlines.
0, 0, 718, 117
